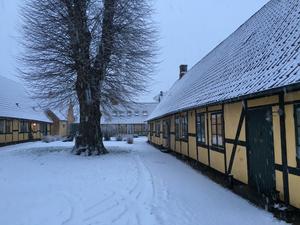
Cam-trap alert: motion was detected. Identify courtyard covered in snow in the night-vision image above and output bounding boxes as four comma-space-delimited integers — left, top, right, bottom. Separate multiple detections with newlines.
0, 137, 286, 225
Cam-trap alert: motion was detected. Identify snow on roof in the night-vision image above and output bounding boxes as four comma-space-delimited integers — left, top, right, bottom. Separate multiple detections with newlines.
101, 102, 158, 125
50, 109, 68, 121
0, 76, 52, 123
149, 0, 300, 121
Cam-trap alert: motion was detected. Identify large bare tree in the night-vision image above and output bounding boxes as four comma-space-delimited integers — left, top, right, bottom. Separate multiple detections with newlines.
20, 0, 157, 155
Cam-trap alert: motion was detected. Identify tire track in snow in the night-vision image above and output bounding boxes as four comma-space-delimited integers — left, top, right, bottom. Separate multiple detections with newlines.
83, 200, 121, 222
84, 191, 116, 212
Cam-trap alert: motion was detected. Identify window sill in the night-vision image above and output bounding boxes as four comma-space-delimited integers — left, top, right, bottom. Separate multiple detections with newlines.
210, 145, 225, 153
197, 142, 208, 148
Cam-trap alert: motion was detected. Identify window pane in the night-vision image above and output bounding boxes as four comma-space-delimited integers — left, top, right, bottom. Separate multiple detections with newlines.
218, 124, 223, 136
211, 124, 217, 135
218, 135, 223, 146
297, 127, 300, 144
0, 120, 5, 134
297, 146, 300, 158
211, 115, 216, 125
212, 135, 217, 145
217, 114, 222, 124
296, 107, 300, 125
6, 120, 12, 133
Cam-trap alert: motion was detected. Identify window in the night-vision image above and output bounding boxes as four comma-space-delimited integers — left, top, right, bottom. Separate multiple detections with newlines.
155, 121, 161, 137
0, 120, 5, 134
211, 112, 224, 148
135, 111, 139, 116
181, 113, 188, 140
119, 111, 124, 117
175, 116, 180, 140
112, 111, 117, 117
196, 113, 206, 144
5, 120, 12, 134
19, 121, 29, 133
127, 111, 132, 116
143, 111, 148, 116
163, 120, 169, 139
40, 123, 48, 135
295, 105, 300, 167
150, 123, 154, 136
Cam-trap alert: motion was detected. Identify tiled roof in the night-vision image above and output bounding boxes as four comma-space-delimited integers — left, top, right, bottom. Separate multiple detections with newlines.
0, 76, 52, 123
101, 102, 158, 125
149, 0, 300, 120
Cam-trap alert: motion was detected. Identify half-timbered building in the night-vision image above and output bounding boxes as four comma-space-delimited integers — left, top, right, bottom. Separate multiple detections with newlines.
148, 0, 300, 210
0, 76, 51, 146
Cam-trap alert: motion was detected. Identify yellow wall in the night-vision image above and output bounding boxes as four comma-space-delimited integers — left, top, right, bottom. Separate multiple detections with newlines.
224, 101, 245, 141
223, 101, 248, 184
198, 147, 209, 165
189, 137, 197, 160
285, 104, 298, 168
59, 121, 68, 137
0, 135, 5, 143
171, 135, 175, 151
285, 90, 300, 102
0, 118, 50, 146
181, 142, 188, 156
248, 95, 279, 108
226, 143, 248, 184
289, 174, 300, 208
275, 171, 284, 201
175, 141, 181, 153
188, 110, 196, 134
210, 151, 225, 173
208, 105, 222, 112
5, 134, 12, 143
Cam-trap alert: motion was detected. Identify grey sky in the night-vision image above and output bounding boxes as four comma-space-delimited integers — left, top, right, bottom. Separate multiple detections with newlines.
0, 0, 269, 102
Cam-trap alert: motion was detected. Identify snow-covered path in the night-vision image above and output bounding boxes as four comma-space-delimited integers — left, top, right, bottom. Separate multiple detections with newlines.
0, 138, 285, 225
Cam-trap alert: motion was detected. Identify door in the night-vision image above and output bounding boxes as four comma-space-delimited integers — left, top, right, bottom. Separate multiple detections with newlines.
247, 107, 275, 196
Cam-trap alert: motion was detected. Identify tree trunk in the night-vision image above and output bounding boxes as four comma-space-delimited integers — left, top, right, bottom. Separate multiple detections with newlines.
72, 75, 108, 156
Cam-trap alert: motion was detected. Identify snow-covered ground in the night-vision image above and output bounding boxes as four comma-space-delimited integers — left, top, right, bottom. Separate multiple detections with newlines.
0, 137, 286, 225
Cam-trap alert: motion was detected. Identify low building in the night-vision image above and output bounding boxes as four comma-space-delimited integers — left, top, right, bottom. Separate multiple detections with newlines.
148, 0, 300, 210
46, 104, 75, 137
101, 102, 157, 137
0, 76, 52, 146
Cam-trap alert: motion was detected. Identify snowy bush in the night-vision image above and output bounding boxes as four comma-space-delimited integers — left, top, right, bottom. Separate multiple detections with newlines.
104, 133, 111, 141
127, 136, 134, 144
116, 135, 123, 141
42, 135, 62, 143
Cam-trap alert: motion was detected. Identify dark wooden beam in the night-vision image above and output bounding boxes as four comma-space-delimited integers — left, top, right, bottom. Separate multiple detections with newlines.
227, 103, 246, 175
279, 92, 290, 204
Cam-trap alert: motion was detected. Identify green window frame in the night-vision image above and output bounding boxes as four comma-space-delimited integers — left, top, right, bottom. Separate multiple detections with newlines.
211, 112, 224, 148
181, 113, 188, 140
5, 120, 12, 134
40, 123, 48, 135
175, 115, 180, 140
150, 123, 153, 136
196, 113, 206, 144
163, 120, 169, 139
0, 120, 5, 134
294, 105, 300, 167
155, 121, 160, 137
19, 121, 29, 133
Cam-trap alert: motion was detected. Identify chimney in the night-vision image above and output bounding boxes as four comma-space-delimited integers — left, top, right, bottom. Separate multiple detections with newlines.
179, 64, 188, 79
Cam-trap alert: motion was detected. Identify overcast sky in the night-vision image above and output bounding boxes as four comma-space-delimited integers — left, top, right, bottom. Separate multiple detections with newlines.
0, 0, 269, 102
